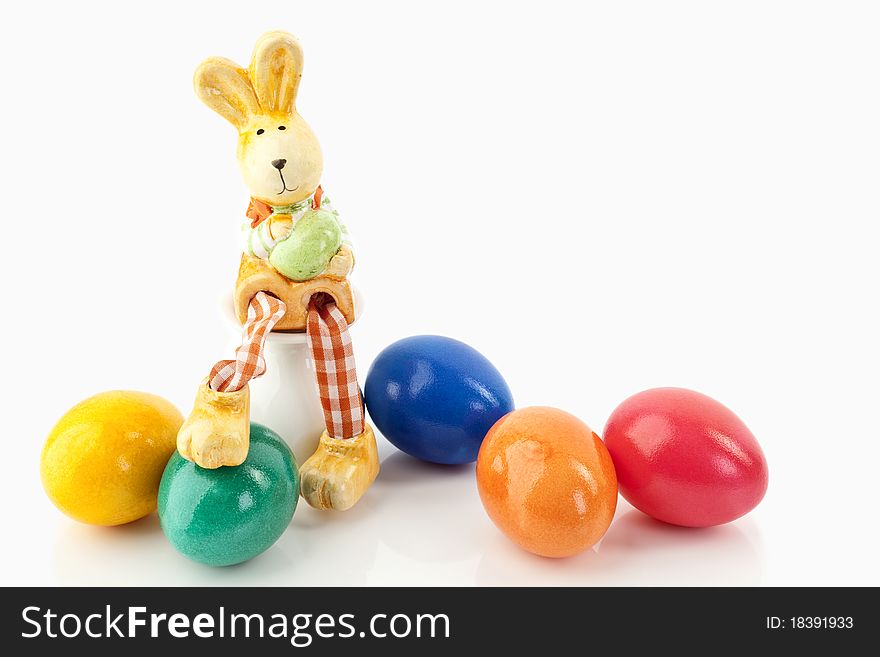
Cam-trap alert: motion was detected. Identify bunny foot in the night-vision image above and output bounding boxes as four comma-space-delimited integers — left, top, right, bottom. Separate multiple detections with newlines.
299, 424, 380, 511
177, 378, 250, 469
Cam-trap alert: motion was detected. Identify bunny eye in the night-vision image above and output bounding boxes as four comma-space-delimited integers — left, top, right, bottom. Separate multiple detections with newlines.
278, 125, 286, 131
256, 128, 265, 135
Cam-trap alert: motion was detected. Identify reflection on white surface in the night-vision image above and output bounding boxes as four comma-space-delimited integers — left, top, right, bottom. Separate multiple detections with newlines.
49, 449, 764, 587
371, 453, 484, 564
475, 507, 764, 586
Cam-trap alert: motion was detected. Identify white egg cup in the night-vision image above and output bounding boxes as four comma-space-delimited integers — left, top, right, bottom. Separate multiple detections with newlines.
222, 288, 364, 467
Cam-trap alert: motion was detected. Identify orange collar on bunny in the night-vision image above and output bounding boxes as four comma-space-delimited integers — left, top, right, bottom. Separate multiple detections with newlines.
247, 186, 324, 228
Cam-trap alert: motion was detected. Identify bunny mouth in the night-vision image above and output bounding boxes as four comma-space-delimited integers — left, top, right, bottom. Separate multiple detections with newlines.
276, 170, 299, 195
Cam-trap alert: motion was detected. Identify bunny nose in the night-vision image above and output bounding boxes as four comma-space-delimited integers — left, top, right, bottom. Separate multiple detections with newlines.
271, 159, 287, 170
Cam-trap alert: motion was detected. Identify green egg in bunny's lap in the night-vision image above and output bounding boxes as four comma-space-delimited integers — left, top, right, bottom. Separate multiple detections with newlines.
269, 206, 344, 282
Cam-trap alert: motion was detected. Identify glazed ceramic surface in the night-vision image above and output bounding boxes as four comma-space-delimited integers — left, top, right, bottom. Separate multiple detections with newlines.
181, 31, 365, 473
177, 378, 250, 469
41, 391, 183, 526
603, 387, 768, 528
234, 252, 356, 332
158, 423, 299, 566
476, 407, 618, 558
195, 31, 351, 294
269, 208, 343, 281
195, 31, 323, 208
299, 424, 380, 511
364, 335, 514, 464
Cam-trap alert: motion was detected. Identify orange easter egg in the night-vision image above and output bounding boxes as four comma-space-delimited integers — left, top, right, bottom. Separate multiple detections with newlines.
476, 407, 618, 558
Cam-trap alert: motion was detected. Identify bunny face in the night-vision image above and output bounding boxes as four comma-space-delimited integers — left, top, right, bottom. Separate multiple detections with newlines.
237, 114, 322, 205
195, 31, 322, 205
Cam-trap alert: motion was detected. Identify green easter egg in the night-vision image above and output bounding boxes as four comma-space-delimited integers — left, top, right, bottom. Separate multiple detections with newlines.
269, 209, 343, 281
158, 423, 299, 567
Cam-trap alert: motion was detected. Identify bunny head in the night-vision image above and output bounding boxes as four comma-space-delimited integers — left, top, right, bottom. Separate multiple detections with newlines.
194, 31, 322, 205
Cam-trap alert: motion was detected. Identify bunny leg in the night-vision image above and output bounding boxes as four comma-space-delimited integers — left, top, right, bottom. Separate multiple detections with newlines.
177, 291, 286, 469
299, 294, 379, 510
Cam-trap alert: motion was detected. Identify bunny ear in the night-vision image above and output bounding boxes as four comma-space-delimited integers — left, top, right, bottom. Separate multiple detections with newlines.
249, 31, 304, 115
194, 56, 261, 130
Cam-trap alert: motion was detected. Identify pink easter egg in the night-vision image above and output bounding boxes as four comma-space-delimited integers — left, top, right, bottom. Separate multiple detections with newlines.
603, 388, 768, 527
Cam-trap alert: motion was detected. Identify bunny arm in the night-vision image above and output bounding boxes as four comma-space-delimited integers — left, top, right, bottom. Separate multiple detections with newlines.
240, 194, 354, 269
242, 214, 294, 259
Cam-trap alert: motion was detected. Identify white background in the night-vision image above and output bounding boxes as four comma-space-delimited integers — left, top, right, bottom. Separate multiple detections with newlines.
1, 0, 878, 586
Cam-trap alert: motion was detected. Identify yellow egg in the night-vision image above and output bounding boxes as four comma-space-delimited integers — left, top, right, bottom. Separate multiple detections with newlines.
41, 391, 183, 526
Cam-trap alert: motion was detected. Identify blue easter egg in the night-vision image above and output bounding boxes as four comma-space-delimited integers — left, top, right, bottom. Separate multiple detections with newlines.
364, 335, 514, 464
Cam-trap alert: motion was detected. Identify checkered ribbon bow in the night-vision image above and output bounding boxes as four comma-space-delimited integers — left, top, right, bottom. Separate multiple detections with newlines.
208, 291, 363, 440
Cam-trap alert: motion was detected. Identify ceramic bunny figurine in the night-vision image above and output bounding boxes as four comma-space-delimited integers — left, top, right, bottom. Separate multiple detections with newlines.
177, 31, 379, 511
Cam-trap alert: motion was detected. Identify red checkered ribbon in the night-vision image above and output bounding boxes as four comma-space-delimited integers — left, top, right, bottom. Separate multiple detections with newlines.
209, 291, 287, 392
307, 294, 364, 439
207, 290, 363, 440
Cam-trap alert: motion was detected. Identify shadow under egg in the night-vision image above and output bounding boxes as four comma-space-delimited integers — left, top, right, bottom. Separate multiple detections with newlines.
474, 505, 765, 586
